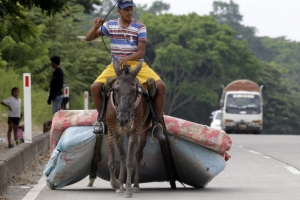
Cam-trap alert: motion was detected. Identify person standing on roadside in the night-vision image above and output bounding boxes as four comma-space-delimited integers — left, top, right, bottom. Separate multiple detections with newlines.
47, 56, 64, 114
1, 87, 22, 148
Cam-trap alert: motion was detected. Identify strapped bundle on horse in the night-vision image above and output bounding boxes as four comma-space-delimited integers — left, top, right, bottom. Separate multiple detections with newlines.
45, 110, 231, 191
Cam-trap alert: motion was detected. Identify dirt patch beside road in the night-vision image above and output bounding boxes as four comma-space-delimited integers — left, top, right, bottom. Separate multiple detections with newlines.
0, 150, 51, 200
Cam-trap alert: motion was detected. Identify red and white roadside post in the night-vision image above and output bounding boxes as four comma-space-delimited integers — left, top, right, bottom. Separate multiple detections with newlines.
63, 84, 69, 109
23, 73, 32, 143
84, 91, 89, 110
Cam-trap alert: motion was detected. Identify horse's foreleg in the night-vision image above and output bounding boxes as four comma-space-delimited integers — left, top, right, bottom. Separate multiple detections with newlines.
108, 135, 119, 189
133, 132, 147, 192
116, 136, 126, 193
124, 136, 137, 198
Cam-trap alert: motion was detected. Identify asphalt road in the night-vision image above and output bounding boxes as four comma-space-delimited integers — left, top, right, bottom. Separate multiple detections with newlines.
7, 134, 300, 200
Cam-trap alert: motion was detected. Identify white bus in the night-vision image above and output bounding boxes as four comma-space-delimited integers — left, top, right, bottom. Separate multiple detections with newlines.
220, 80, 263, 134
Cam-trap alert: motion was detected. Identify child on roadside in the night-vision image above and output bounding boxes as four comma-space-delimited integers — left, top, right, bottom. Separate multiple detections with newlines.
1, 87, 22, 148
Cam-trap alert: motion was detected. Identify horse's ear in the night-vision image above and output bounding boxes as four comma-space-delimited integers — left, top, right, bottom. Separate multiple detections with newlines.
113, 58, 122, 76
131, 61, 142, 77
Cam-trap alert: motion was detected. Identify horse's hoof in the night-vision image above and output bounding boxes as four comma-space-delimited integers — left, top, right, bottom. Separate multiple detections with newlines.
116, 187, 125, 193
111, 182, 119, 189
132, 187, 140, 193
124, 190, 133, 198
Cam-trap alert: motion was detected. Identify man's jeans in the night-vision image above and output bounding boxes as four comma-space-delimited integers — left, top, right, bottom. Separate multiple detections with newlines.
53, 95, 63, 114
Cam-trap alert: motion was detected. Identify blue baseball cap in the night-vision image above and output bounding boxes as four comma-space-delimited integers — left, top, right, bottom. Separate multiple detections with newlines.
118, 0, 136, 9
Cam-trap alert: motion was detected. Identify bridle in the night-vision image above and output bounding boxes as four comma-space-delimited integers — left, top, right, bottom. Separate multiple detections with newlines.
110, 75, 143, 128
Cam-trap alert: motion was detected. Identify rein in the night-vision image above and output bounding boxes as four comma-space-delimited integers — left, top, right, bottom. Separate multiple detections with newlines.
100, 0, 118, 59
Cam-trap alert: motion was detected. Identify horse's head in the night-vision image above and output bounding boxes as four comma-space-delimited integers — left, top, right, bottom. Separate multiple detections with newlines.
112, 59, 142, 128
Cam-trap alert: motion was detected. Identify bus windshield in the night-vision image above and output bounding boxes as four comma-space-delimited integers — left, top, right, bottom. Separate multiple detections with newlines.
225, 94, 261, 114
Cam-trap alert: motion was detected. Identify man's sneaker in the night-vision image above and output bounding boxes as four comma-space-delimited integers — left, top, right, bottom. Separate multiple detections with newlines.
151, 122, 165, 141
8, 144, 14, 148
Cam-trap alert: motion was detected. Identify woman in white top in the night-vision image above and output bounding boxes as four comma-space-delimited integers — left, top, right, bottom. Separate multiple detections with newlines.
1, 87, 22, 148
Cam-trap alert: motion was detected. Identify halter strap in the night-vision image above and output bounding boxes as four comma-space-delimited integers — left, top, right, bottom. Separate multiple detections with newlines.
110, 86, 143, 111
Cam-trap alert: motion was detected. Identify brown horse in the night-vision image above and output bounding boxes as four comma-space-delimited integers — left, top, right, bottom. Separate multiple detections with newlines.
106, 59, 152, 198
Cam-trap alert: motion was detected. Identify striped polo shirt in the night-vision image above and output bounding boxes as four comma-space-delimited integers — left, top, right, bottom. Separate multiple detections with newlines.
97, 18, 147, 60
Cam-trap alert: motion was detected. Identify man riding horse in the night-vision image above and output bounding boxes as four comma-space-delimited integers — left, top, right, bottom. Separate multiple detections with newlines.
85, 0, 166, 140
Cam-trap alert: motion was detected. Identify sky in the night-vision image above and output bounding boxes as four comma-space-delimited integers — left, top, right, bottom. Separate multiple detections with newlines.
133, 0, 300, 42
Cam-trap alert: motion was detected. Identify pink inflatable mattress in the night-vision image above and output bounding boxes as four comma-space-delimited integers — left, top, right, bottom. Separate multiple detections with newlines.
49, 110, 232, 161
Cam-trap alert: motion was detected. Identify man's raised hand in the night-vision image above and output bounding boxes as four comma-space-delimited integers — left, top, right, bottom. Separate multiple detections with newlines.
94, 17, 104, 29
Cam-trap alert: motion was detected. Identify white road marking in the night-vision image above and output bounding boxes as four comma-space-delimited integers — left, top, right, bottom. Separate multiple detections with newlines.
20, 186, 31, 189
249, 150, 261, 154
265, 157, 271, 159
238, 145, 244, 148
22, 175, 46, 200
285, 167, 300, 175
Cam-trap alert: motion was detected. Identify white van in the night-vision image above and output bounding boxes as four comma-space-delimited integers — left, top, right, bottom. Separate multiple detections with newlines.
210, 110, 222, 130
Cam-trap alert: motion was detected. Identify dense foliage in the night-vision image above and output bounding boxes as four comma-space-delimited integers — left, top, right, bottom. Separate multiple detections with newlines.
142, 13, 261, 115
1, 0, 300, 134
210, 0, 300, 134
0, 0, 101, 41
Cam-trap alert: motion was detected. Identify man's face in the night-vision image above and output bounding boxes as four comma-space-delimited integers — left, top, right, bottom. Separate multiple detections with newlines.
51, 62, 56, 68
13, 89, 20, 98
119, 6, 134, 21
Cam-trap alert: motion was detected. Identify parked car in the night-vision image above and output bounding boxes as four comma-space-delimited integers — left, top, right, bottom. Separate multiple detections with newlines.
210, 110, 222, 130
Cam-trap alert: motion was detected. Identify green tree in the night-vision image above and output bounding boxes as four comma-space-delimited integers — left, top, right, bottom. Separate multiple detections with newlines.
210, 0, 242, 30
0, 0, 102, 41
211, 0, 300, 134
261, 37, 300, 85
1, 5, 110, 109
258, 37, 300, 134
0, 51, 7, 69
210, 0, 278, 62
143, 1, 170, 15
258, 62, 300, 134
93, 0, 170, 22
0, 34, 50, 90
75, 0, 101, 14
142, 13, 261, 115
0, 0, 69, 41
35, 5, 111, 98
